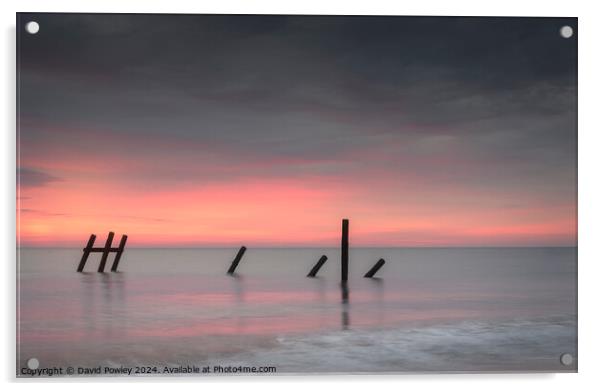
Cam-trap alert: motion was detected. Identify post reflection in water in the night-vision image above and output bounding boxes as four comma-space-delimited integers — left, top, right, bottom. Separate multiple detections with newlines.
100, 273, 113, 338
341, 282, 350, 330
231, 273, 245, 303
231, 274, 246, 333
81, 273, 97, 334
313, 277, 326, 302
310, 277, 327, 328
367, 278, 385, 327
80, 271, 128, 339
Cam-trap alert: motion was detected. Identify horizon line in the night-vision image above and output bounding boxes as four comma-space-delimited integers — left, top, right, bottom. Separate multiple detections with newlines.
18, 245, 577, 249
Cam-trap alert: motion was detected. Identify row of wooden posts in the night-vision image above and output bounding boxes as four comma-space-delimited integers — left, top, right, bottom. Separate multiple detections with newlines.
76, 219, 386, 279
77, 232, 128, 273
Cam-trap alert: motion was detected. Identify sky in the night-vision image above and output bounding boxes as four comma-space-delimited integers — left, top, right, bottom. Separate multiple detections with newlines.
17, 14, 577, 247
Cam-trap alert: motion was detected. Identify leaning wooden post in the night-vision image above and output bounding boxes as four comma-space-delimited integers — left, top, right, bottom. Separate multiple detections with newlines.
341, 219, 349, 282
97, 232, 115, 273
77, 234, 96, 272
227, 246, 247, 275
110, 235, 128, 272
364, 258, 386, 278
307, 255, 328, 277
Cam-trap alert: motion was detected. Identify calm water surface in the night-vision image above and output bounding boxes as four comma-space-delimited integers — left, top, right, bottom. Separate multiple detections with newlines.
17, 247, 577, 375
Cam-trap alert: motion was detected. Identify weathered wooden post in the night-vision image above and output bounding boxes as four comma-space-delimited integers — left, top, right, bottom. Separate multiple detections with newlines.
97, 232, 115, 273
110, 235, 128, 272
307, 255, 328, 277
77, 234, 97, 272
364, 258, 386, 278
227, 246, 247, 275
341, 219, 349, 282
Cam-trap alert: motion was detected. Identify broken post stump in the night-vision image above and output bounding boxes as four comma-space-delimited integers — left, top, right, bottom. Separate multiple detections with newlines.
227, 246, 247, 275
341, 219, 349, 282
97, 232, 115, 273
77, 234, 97, 272
364, 258, 386, 278
110, 234, 128, 272
307, 255, 328, 277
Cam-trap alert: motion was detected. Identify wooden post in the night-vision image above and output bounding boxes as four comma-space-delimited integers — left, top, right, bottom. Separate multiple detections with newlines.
364, 258, 386, 278
97, 232, 115, 273
341, 219, 349, 282
110, 235, 128, 272
227, 246, 247, 275
307, 255, 328, 277
77, 234, 96, 272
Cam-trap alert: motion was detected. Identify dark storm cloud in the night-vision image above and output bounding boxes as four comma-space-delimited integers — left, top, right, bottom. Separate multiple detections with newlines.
17, 14, 576, 193
16, 167, 60, 188
18, 14, 576, 120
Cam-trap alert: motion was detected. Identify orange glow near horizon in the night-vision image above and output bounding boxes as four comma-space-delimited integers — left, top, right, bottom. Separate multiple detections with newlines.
17, 160, 576, 247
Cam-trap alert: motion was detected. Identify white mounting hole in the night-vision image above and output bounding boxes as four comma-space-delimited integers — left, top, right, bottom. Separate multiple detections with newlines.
560, 25, 573, 39
25, 21, 40, 35
27, 357, 40, 370
560, 353, 574, 366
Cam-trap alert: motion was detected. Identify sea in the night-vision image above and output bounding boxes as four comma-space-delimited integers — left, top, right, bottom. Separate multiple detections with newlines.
17, 247, 577, 375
